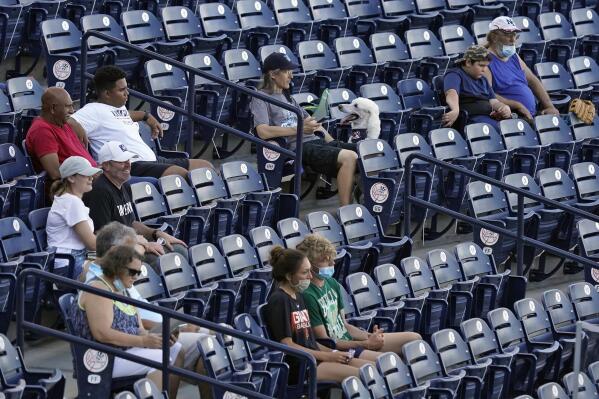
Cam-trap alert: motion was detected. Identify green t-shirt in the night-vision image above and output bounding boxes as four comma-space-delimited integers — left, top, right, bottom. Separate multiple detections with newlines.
302, 277, 352, 341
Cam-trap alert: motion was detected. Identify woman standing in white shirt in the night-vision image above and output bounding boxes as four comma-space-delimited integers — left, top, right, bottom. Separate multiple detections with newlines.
47, 156, 101, 278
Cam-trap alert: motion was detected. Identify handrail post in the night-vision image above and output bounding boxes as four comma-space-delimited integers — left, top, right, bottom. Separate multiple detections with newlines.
80, 41, 88, 106
186, 80, 195, 156
516, 194, 525, 276
294, 120, 303, 198
572, 321, 583, 399
162, 313, 170, 393
15, 274, 24, 349
403, 155, 413, 237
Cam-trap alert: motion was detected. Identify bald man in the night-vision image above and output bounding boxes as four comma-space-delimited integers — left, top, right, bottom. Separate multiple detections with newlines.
25, 87, 97, 182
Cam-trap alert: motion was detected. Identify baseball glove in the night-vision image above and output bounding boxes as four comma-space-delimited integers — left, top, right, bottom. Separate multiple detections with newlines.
569, 98, 596, 124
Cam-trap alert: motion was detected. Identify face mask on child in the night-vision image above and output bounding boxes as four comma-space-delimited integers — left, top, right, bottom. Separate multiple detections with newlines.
318, 266, 335, 279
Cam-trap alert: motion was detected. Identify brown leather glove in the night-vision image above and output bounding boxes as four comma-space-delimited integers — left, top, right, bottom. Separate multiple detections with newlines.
569, 98, 596, 124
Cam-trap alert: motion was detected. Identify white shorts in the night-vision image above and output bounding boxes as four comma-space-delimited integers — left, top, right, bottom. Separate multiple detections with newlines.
112, 342, 182, 378
177, 332, 202, 369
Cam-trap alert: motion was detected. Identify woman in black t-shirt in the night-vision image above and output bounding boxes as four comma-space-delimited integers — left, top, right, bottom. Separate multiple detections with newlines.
264, 246, 371, 383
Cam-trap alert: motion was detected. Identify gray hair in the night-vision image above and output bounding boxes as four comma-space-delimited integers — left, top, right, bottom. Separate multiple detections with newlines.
95, 222, 137, 257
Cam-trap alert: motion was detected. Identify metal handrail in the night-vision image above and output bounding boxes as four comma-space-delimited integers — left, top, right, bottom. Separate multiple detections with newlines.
403, 153, 599, 276
15, 268, 318, 398
79, 30, 304, 198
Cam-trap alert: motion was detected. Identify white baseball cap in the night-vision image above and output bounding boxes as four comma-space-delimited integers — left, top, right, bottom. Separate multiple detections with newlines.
98, 141, 138, 164
489, 16, 521, 32
59, 156, 102, 178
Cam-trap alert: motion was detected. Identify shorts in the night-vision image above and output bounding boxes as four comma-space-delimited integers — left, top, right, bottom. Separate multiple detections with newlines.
112, 342, 182, 378
302, 139, 357, 177
130, 156, 190, 179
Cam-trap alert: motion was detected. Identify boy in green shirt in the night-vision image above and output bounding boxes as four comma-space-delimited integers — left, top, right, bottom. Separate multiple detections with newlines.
298, 235, 421, 361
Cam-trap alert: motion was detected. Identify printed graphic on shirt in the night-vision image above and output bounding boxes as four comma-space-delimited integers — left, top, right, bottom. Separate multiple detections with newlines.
117, 201, 134, 217
111, 109, 138, 127
316, 289, 348, 340
291, 309, 311, 339
281, 110, 297, 128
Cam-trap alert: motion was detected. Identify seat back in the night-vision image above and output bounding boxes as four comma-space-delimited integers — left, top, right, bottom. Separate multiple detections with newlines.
429, 128, 471, 160
569, 282, 599, 324
0, 143, 34, 183
188, 167, 228, 205
537, 382, 569, 399
297, 40, 339, 71
563, 371, 599, 398
460, 317, 502, 361
427, 248, 463, 288
334, 36, 375, 68
358, 139, 400, 175
28, 207, 50, 250
249, 226, 284, 267
161, 6, 203, 41
514, 16, 543, 44
439, 24, 475, 55
397, 78, 438, 109
219, 234, 260, 275
534, 62, 574, 92
572, 162, 599, 202
258, 45, 300, 70
7, 77, 43, 113
41, 18, 82, 54
376, 352, 415, 396
534, 114, 573, 146
454, 241, 496, 279
346, 272, 385, 313
373, 263, 412, 304
341, 376, 371, 399
184, 53, 227, 86
468, 180, 509, 219
567, 56, 599, 88
394, 132, 434, 167
465, 123, 505, 154
223, 49, 262, 82
499, 118, 540, 149
132, 263, 166, 302
337, 204, 379, 244
405, 28, 444, 59
159, 175, 197, 214
158, 252, 197, 297
472, 19, 491, 45
273, 0, 313, 24
370, 32, 410, 63
488, 307, 527, 352
121, 10, 166, 45
538, 12, 574, 41
308, 0, 349, 21
327, 88, 357, 120
571, 8, 599, 37
514, 298, 555, 344
305, 211, 347, 248
432, 328, 475, 373
133, 377, 162, 399
220, 161, 264, 196
359, 363, 390, 399
198, 3, 240, 35
81, 14, 127, 50
402, 340, 445, 384
197, 334, 237, 385
359, 83, 403, 114
400, 256, 435, 297
414, 0, 446, 13
542, 288, 577, 334
537, 167, 577, 205
0, 217, 37, 261
502, 173, 544, 213
277, 217, 311, 249
145, 59, 188, 94
578, 218, 599, 258
0, 273, 15, 335
233, 313, 271, 360
130, 182, 170, 222
188, 243, 230, 285
570, 112, 599, 141
236, 0, 277, 29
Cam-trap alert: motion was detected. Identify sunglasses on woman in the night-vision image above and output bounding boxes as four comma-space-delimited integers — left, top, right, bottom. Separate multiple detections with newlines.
127, 268, 142, 277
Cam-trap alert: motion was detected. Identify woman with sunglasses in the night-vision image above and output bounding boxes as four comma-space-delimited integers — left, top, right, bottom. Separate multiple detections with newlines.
71, 245, 184, 398
483, 16, 558, 123
46, 156, 100, 279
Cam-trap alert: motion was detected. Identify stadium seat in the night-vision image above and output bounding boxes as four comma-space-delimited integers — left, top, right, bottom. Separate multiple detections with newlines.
306, 0, 358, 46
369, 32, 419, 82
233, 313, 284, 364
129, 181, 182, 235
161, 6, 226, 56
571, 8, 599, 59
277, 217, 310, 250
359, 362, 392, 399
567, 56, 599, 105
464, 122, 510, 180
534, 114, 580, 171
6, 77, 43, 127
562, 371, 599, 398
0, 273, 15, 335
569, 282, 599, 326
405, 28, 455, 83
249, 226, 284, 268
341, 376, 371, 399
375, 352, 428, 397
131, 262, 177, 310
448, 0, 507, 21
397, 78, 446, 133
0, 379, 25, 399
0, 89, 17, 145
431, 328, 487, 398
538, 12, 577, 64
439, 25, 476, 57
513, 16, 547, 66
533, 62, 576, 111
414, 0, 471, 27
297, 40, 351, 92
0, 1, 31, 60
471, 19, 492, 45
460, 317, 515, 398
334, 36, 382, 91
272, 0, 320, 49
537, 382, 569, 399
542, 288, 582, 346
236, 0, 282, 51
570, 113, 599, 164
359, 83, 411, 136
402, 339, 465, 398
577, 218, 599, 286
515, 297, 577, 372
488, 307, 561, 392
343, 0, 408, 36
499, 118, 549, 176
133, 378, 163, 399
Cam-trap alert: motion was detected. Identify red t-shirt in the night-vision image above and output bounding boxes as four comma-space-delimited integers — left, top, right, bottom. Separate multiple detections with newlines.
25, 117, 97, 173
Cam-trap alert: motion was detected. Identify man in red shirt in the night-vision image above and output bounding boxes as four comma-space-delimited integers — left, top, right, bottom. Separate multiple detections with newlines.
25, 87, 96, 182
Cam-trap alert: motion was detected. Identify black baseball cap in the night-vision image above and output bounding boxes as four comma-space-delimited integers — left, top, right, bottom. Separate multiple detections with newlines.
263, 52, 298, 73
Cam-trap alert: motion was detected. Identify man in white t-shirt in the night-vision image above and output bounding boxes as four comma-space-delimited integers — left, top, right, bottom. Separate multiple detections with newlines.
68, 65, 211, 179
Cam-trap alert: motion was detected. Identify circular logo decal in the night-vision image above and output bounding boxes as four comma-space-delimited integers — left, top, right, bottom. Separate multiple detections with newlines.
278, 47, 287, 54
342, 90, 349, 101
241, 51, 248, 61
413, 135, 419, 145
552, 64, 559, 74
390, 355, 396, 366
8, 146, 15, 157
174, 255, 181, 266
555, 170, 561, 180
389, 34, 395, 44
12, 219, 19, 232
480, 228, 499, 246
456, 27, 463, 36
102, 16, 110, 26
502, 310, 509, 321
416, 80, 423, 91
590, 164, 596, 174
142, 12, 149, 22
389, 266, 395, 277
414, 259, 420, 270
579, 374, 584, 386
448, 130, 455, 140
588, 10, 593, 19
353, 38, 359, 48
206, 245, 213, 257
361, 275, 367, 286
584, 284, 591, 295
157, 104, 175, 122
317, 42, 324, 52
263, 146, 280, 161
381, 85, 388, 95
352, 379, 358, 390
476, 320, 483, 331
165, 63, 172, 71
145, 381, 152, 394
218, 4, 225, 14
254, 1, 261, 11
292, 220, 299, 231
26, 79, 33, 90
523, 18, 529, 28
175, 177, 182, 187
552, 385, 558, 396
265, 228, 271, 239
322, 214, 329, 224
236, 237, 243, 248
419, 342, 426, 354
449, 331, 455, 343
485, 183, 492, 193
205, 170, 212, 180
240, 163, 248, 174
483, 125, 489, 135
376, 141, 384, 151
529, 300, 535, 311
555, 291, 561, 302
140, 264, 147, 277
62, 20, 69, 31
585, 58, 591, 68
517, 121, 524, 131
356, 207, 362, 217
469, 244, 476, 255
181, 8, 188, 17
145, 184, 152, 195
555, 14, 561, 23
207, 337, 214, 349
591, 268, 599, 283
595, 222, 599, 230
203, 56, 212, 66
552, 116, 559, 126
83, 349, 109, 373
370, 183, 390, 204
368, 365, 374, 377
522, 175, 529, 185
423, 31, 430, 40
440, 251, 446, 262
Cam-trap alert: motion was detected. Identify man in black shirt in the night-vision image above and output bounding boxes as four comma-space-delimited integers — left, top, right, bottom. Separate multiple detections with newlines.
83, 140, 187, 267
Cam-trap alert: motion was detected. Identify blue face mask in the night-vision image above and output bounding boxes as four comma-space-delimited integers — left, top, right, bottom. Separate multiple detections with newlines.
318, 266, 335, 279
499, 44, 516, 58
113, 278, 126, 292
89, 262, 102, 277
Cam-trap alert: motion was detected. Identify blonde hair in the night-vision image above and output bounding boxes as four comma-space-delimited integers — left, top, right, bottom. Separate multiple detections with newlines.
50, 179, 70, 197
296, 234, 337, 267
258, 72, 278, 92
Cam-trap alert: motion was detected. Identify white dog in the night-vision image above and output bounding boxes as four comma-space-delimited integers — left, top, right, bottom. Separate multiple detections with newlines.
338, 97, 381, 142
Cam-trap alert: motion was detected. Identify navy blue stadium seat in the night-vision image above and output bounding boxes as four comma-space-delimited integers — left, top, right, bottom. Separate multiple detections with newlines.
404, 28, 455, 83
488, 307, 561, 393
0, 1, 31, 60
7, 77, 43, 116
297, 39, 351, 92
513, 16, 547, 66
129, 181, 181, 235
397, 78, 446, 133
567, 56, 599, 105
569, 282, 599, 326
375, 352, 428, 398
402, 339, 465, 398
131, 262, 176, 310
341, 376, 371, 399
472, 19, 491, 45
236, 0, 283, 52
334, 36, 382, 91
570, 113, 599, 165
359, 362, 391, 399
249, 226, 284, 268
0, 273, 15, 335
577, 218, 599, 286
537, 382, 569, 399
0, 89, 18, 145
359, 83, 411, 136
277, 217, 310, 250
414, 0, 471, 26
439, 25, 476, 57
369, 32, 419, 82
571, 8, 599, 59
533, 62, 576, 111
538, 12, 577, 64
306, 0, 358, 46
133, 378, 162, 399
562, 371, 599, 398
499, 118, 548, 176
233, 312, 284, 364
534, 114, 580, 171
465, 122, 511, 180
272, 0, 320, 50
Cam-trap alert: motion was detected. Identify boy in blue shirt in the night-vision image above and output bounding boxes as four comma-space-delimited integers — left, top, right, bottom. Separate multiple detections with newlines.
443, 45, 512, 130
